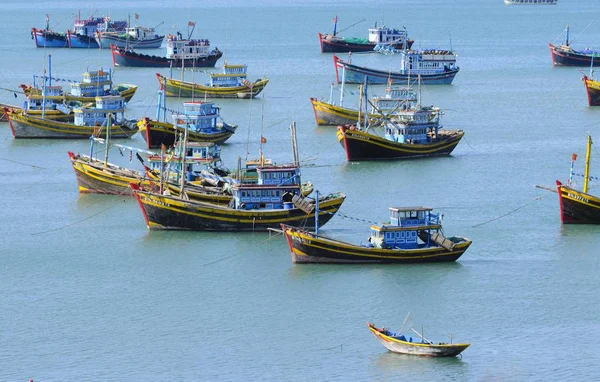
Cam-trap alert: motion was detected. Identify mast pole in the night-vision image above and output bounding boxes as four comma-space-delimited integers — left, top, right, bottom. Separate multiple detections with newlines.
329, 82, 334, 104
340, 66, 346, 106
104, 113, 111, 166
156, 89, 162, 121
583, 135, 592, 193
180, 127, 189, 196
568, 153, 577, 186
314, 189, 320, 236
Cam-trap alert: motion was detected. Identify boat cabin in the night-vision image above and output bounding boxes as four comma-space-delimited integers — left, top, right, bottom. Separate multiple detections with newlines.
371, 86, 418, 114
73, 95, 125, 126
166, 35, 211, 60
209, 64, 248, 87
147, 142, 222, 182
369, 207, 441, 249
368, 25, 408, 45
70, 70, 113, 97
231, 165, 302, 210
125, 26, 159, 40
399, 50, 457, 75
171, 102, 221, 132
73, 17, 105, 36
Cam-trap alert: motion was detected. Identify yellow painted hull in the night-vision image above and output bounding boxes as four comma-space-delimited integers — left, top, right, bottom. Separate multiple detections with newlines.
158, 74, 269, 99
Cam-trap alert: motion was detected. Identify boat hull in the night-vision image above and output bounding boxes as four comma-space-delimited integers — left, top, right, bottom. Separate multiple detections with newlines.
582, 75, 600, 106
282, 225, 471, 264
368, 324, 469, 357
131, 186, 346, 231
137, 118, 237, 149
337, 126, 464, 160
97, 33, 164, 49
556, 181, 600, 224
21, 84, 137, 104
31, 28, 68, 48
66, 31, 100, 48
333, 55, 459, 85
157, 73, 269, 99
318, 33, 414, 53
310, 98, 379, 126
549, 44, 600, 67
68, 152, 148, 195
111, 45, 222, 68
6, 111, 138, 139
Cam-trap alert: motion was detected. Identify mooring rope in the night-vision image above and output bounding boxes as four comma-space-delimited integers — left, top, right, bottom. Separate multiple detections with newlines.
471, 196, 542, 228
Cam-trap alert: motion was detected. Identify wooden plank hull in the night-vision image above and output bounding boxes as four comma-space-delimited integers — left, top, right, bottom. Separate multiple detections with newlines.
111, 45, 222, 68
282, 225, 471, 264
582, 75, 600, 106
337, 126, 464, 160
549, 44, 599, 66
137, 118, 236, 149
131, 186, 346, 231
21, 85, 137, 104
333, 55, 459, 85
97, 34, 164, 49
68, 152, 148, 195
144, 171, 233, 206
368, 324, 469, 357
31, 28, 68, 48
157, 74, 269, 99
309, 98, 380, 126
66, 31, 100, 48
556, 181, 600, 224
6, 111, 138, 139
318, 33, 413, 53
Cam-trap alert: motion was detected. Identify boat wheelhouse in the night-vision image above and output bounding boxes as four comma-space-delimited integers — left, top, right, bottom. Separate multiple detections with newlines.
147, 142, 224, 183
549, 25, 600, 67
232, 165, 302, 210
73, 95, 125, 127
333, 49, 459, 85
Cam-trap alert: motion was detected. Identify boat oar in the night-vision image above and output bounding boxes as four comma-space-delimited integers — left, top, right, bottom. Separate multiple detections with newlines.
411, 327, 433, 344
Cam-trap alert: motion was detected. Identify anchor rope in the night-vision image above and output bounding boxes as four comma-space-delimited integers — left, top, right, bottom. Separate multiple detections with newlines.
471, 195, 542, 228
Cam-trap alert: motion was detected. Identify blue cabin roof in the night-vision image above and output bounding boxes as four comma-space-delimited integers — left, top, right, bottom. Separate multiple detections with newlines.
369, 207, 441, 250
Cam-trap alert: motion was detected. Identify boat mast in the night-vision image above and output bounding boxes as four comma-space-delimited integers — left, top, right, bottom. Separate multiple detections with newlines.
290, 121, 299, 168
104, 112, 111, 166
314, 189, 320, 236
583, 135, 592, 193
565, 24, 570, 47
339, 66, 346, 107
179, 127, 189, 196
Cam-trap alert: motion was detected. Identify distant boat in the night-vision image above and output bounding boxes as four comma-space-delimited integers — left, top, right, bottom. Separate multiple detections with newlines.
556, 135, 600, 224
367, 322, 470, 357
582, 74, 600, 106
110, 27, 221, 68
156, 63, 269, 99
310, 82, 418, 126
549, 25, 600, 67
5, 95, 138, 139
66, 14, 127, 49
96, 23, 164, 49
137, 96, 237, 149
333, 50, 459, 85
318, 16, 413, 53
31, 14, 68, 48
505, 0, 557, 4
281, 206, 471, 264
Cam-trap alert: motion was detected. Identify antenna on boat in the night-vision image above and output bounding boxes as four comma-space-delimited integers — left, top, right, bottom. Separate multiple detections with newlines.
566, 24, 570, 47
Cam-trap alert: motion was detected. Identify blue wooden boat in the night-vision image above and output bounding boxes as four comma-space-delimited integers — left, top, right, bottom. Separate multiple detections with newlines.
549, 25, 600, 67
96, 25, 164, 49
281, 206, 471, 263
31, 15, 68, 48
66, 15, 127, 49
333, 50, 459, 85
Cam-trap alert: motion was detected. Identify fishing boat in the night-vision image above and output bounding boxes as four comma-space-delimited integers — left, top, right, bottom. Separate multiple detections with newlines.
318, 16, 413, 53
582, 74, 600, 106
21, 66, 137, 104
367, 322, 470, 357
505, 0, 557, 4
14, 84, 81, 121
66, 14, 127, 49
336, 82, 463, 160
31, 14, 68, 48
333, 50, 459, 85
110, 26, 222, 68
549, 25, 600, 67
156, 63, 269, 99
137, 95, 237, 149
5, 95, 138, 139
130, 123, 346, 231
555, 135, 600, 224
96, 20, 164, 49
310, 82, 418, 126
281, 206, 471, 263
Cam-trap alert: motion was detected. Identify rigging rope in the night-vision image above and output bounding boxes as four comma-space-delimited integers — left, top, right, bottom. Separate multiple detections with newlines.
471, 195, 542, 228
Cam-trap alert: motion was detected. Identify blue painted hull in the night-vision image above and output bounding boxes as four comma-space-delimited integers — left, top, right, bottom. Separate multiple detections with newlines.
333, 55, 459, 85
97, 34, 164, 49
31, 28, 68, 48
66, 32, 99, 49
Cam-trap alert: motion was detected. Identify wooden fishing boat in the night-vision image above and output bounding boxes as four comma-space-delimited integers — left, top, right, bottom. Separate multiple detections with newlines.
110, 27, 222, 68
367, 322, 470, 357
281, 206, 471, 264
311, 83, 417, 126
137, 99, 237, 149
5, 96, 138, 139
318, 17, 413, 53
333, 52, 459, 85
10, 84, 81, 121
556, 135, 600, 224
549, 25, 599, 67
506, 0, 557, 4
156, 64, 269, 99
31, 15, 68, 48
582, 75, 600, 106
96, 25, 164, 49
66, 14, 127, 49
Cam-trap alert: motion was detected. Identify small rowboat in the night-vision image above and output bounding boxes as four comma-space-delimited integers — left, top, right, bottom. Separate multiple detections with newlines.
367, 322, 469, 357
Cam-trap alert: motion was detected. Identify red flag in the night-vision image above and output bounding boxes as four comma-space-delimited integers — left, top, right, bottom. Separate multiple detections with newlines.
188, 21, 195, 27
135, 13, 139, 20
333, 16, 338, 23
572, 153, 578, 161
260, 136, 267, 144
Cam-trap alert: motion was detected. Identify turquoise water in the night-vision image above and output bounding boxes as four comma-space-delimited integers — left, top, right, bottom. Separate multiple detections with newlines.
1, 0, 600, 380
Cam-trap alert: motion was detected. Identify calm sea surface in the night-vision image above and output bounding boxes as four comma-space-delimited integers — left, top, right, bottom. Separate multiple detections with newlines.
1, 0, 600, 380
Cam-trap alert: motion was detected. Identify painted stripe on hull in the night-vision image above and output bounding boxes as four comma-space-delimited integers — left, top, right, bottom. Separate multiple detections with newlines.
112, 48, 222, 68
159, 75, 269, 99
310, 98, 380, 125
32, 29, 68, 48
583, 76, 600, 106
337, 128, 463, 160
549, 44, 600, 67
66, 32, 100, 48
98, 35, 164, 49
69, 154, 147, 195
284, 228, 470, 264
369, 327, 469, 356
319, 34, 413, 53
132, 190, 346, 231
138, 119, 236, 149
556, 182, 600, 224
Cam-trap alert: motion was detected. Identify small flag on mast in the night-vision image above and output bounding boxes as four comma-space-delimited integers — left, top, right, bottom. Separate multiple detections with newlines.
572, 153, 578, 161
188, 21, 195, 27
135, 13, 139, 20
260, 136, 267, 144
